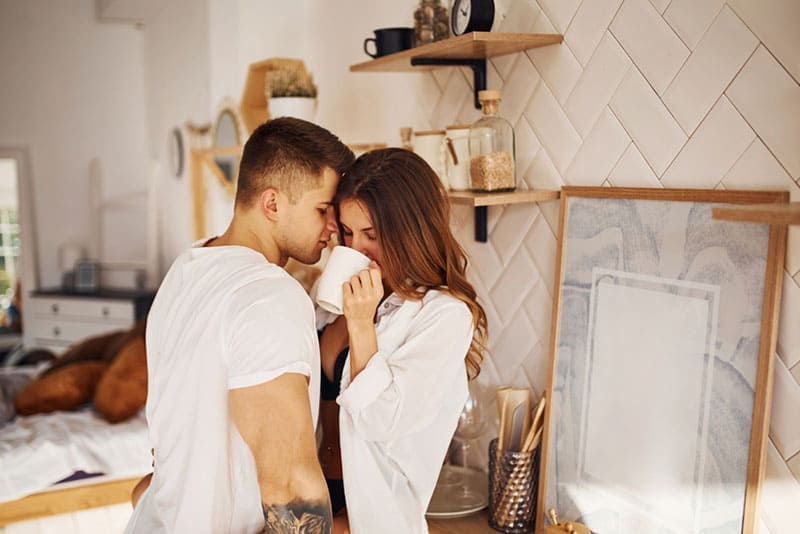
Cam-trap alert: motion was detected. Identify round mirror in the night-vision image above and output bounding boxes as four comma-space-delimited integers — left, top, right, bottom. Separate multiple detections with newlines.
211, 106, 243, 189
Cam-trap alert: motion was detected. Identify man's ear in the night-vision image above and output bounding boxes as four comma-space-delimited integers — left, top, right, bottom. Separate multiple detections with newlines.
260, 188, 280, 222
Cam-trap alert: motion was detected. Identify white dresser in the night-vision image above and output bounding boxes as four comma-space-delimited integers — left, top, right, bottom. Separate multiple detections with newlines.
24, 289, 155, 354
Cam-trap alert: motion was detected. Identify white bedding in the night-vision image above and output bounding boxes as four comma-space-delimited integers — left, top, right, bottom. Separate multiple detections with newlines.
0, 408, 150, 503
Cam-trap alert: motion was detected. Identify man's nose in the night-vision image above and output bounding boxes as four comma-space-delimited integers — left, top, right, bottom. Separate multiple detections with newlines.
325, 210, 338, 236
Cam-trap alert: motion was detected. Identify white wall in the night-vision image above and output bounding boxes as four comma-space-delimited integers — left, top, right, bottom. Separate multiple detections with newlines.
145, 0, 313, 268
0, 0, 149, 288
306, 0, 426, 145
142, 0, 211, 274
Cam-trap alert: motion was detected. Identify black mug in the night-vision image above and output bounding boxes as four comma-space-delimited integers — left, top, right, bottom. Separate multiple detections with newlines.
363, 27, 415, 58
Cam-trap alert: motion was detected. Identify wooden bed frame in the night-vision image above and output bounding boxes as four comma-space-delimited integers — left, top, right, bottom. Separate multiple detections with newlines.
0, 477, 139, 526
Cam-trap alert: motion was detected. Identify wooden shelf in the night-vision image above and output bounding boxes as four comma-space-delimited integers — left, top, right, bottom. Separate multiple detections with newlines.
350, 32, 563, 72
350, 32, 563, 109
712, 202, 799, 225
448, 189, 560, 241
449, 189, 560, 207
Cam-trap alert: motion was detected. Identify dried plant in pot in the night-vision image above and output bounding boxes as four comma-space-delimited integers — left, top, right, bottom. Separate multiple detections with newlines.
265, 66, 318, 121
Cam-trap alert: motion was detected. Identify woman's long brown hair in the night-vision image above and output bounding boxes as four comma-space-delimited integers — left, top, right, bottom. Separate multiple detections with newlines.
335, 148, 488, 379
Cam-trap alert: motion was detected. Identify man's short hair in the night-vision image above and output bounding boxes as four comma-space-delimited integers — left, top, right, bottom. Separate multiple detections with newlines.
235, 118, 354, 206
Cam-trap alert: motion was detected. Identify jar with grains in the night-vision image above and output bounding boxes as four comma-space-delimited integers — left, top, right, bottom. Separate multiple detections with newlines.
469, 90, 515, 192
413, 0, 450, 45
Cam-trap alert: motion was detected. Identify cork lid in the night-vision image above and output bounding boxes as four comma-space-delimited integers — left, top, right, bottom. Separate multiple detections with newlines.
478, 89, 502, 101
414, 129, 446, 136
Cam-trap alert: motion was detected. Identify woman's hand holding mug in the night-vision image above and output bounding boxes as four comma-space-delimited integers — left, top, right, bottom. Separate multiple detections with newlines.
342, 262, 383, 326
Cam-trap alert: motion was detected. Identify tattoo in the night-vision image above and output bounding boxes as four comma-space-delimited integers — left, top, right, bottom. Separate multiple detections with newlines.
262, 499, 332, 533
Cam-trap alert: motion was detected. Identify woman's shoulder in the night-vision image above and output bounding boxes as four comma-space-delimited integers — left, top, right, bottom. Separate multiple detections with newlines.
421, 287, 465, 305
419, 289, 471, 321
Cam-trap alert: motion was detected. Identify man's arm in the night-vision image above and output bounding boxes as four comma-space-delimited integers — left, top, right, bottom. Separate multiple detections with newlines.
230, 373, 331, 533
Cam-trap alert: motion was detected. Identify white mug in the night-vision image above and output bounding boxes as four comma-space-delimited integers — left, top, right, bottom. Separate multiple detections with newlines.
315, 246, 372, 314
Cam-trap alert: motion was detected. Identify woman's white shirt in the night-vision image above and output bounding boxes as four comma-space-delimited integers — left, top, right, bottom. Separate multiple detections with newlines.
337, 289, 473, 534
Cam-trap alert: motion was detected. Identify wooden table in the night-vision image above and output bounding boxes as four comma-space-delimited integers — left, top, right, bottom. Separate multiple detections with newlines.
428, 509, 496, 533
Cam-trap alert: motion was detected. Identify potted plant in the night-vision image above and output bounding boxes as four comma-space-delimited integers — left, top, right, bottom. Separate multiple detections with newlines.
266, 65, 318, 121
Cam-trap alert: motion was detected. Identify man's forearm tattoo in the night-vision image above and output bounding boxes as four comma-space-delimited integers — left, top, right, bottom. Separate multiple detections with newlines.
262, 499, 332, 533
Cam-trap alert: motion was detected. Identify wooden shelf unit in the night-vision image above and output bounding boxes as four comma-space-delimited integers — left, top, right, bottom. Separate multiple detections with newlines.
448, 189, 560, 241
350, 32, 565, 241
712, 202, 800, 226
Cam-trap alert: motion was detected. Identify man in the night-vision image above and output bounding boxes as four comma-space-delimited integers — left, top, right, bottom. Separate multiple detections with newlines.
126, 118, 355, 533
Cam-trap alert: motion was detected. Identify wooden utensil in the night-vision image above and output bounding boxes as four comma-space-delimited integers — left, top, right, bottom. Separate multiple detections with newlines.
496, 387, 511, 451
521, 395, 546, 452
505, 388, 531, 452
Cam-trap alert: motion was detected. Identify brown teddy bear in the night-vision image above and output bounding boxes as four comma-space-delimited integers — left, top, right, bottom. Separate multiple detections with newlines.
14, 319, 148, 423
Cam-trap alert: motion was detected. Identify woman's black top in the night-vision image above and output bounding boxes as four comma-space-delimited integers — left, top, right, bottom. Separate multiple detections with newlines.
320, 344, 349, 514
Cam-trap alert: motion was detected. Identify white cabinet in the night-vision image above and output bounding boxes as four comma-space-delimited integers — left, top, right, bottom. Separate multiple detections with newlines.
24, 289, 155, 354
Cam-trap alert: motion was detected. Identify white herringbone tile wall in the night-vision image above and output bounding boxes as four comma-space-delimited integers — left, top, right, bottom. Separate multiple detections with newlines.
419, 1, 798, 531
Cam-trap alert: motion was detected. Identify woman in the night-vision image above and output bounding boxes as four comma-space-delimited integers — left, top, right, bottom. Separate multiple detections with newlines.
317, 148, 488, 533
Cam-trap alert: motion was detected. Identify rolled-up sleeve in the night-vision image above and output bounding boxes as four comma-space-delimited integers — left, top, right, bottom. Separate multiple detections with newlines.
337, 300, 473, 442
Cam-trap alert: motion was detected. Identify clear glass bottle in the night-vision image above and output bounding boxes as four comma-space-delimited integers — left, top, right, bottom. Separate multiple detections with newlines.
413, 0, 450, 45
469, 90, 515, 191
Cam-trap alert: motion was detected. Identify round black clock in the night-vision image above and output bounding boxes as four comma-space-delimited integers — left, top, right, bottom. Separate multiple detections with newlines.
451, 0, 495, 36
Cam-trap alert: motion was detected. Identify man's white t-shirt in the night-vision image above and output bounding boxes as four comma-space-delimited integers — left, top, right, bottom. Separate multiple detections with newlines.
126, 244, 320, 534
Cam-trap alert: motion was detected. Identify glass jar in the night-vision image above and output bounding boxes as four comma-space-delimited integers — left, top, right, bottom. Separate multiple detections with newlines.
413, 0, 450, 45
469, 90, 515, 192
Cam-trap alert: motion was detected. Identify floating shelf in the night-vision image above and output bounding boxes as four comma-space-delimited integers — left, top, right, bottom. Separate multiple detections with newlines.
350, 32, 563, 72
449, 189, 560, 206
448, 189, 560, 241
712, 202, 800, 226
350, 32, 563, 108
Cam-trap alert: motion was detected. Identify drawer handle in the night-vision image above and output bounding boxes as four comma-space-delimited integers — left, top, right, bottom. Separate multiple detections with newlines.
53, 326, 61, 337
102, 307, 110, 318
51, 303, 59, 314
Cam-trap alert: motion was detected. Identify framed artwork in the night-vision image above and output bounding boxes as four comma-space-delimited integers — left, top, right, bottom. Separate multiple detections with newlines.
537, 187, 788, 533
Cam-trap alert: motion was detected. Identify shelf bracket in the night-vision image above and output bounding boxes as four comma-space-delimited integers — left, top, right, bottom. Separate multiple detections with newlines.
410, 58, 487, 109
474, 206, 488, 242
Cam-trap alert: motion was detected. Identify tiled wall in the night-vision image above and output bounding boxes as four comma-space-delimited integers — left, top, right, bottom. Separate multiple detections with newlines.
424, 1, 798, 532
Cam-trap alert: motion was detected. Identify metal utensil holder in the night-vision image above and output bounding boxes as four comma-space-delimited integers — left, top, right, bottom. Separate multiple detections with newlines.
488, 438, 539, 533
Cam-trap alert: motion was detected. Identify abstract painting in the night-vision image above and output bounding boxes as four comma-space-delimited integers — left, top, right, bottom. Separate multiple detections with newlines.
537, 187, 787, 533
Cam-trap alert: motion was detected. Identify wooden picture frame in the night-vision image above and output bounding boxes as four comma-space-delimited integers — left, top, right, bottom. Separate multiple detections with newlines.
536, 187, 788, 533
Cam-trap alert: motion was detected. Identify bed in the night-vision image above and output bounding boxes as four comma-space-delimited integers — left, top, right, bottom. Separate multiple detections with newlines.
0, 369, 150, 528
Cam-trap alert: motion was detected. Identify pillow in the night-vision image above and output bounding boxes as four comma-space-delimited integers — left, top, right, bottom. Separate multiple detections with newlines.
15, 361, 109, 415
93, 335, 147, 423
0, 372, 32, 424
45, 330, 128, 375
